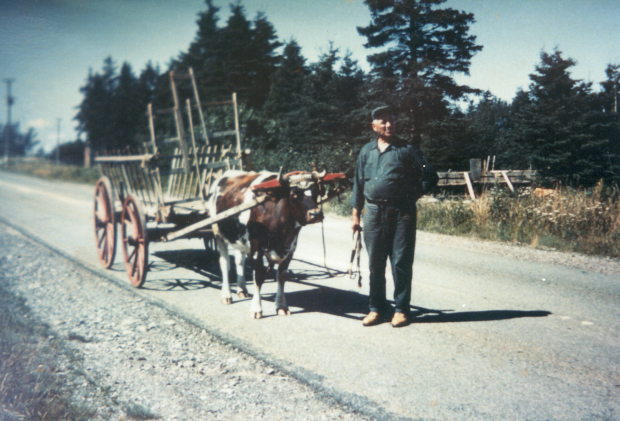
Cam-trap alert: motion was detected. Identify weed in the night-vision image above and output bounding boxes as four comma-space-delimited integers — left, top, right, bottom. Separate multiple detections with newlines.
0, 284, 99, 420
418, 183, 620, 258
0, 158, 101, 184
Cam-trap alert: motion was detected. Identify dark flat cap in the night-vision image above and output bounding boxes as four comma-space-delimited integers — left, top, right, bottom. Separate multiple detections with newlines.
371, 105, 393, 120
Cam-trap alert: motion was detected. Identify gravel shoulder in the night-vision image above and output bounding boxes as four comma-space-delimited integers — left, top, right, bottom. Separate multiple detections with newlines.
0, 222, 370, 421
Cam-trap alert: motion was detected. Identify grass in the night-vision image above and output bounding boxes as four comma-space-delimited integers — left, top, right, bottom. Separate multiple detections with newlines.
417, 182, 620, 258
325, 184, 620, 258
0, 158, 101, 184
0, 284, 97, 421
3, 159, 619, 258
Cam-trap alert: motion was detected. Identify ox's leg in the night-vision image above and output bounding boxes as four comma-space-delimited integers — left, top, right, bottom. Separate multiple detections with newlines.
235, 249, 250, 298
215, 237, 233, 305
249, 251, 266, 319
275, 255, 294, 316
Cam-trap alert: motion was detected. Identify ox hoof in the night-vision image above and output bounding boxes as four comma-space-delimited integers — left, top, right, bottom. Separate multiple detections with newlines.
277, 308, 291, 316
237, 291, 250, 299
221, 297, 233, 305
251, 312, 263, 319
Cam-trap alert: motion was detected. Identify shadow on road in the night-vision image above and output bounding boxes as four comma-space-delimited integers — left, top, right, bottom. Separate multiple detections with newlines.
143, 249, 223, 292
146, 250, 552, 324
409, 309, 552, 323
147, 249, 269, 292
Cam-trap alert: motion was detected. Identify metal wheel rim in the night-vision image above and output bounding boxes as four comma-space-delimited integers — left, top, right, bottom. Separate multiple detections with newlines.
94, 177, 117, 269
121, 195, 148, 288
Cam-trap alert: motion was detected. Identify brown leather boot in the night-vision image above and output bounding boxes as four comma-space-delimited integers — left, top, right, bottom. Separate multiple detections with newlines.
362, 312, 383, 327
391, 312, 409, 328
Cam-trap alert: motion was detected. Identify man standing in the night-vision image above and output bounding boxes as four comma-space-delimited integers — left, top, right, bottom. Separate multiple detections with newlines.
351, 106, 437, 327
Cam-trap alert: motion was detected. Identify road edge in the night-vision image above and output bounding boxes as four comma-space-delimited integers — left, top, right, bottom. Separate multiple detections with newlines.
0, 214, 411, 421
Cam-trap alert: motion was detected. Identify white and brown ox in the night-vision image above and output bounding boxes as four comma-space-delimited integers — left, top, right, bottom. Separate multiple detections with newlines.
209, 169, 345, 318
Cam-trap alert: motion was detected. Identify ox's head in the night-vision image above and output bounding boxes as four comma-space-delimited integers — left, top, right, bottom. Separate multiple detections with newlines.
251, 168, 348, 227
277, 169, 326, 226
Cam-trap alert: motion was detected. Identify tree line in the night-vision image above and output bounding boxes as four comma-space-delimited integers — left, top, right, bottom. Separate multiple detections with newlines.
73, 0, 620, 187
0, 123, 38, 158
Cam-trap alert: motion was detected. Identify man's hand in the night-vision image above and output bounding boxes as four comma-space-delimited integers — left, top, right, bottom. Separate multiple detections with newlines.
351, 208, 362, 232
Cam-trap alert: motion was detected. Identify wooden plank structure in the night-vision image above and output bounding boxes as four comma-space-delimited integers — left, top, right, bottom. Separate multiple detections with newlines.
437, 158, 538, 199
92, 68, 253, 287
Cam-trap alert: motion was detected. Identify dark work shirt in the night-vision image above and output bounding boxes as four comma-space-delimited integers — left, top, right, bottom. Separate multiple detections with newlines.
351, 136, 434, 210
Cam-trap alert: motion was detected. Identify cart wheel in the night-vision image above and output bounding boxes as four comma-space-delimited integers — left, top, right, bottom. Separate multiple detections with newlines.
94, 176, 117, 269
121, 195, 148, 288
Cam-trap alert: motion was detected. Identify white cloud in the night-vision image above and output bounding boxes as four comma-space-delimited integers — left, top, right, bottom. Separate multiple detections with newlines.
27, 119, 52, 129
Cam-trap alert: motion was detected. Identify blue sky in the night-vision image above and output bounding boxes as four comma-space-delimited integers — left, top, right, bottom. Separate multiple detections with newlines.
1, 0, 619, 152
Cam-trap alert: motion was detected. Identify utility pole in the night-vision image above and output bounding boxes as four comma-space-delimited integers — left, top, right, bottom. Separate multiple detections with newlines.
56, 118, 61, 164
614, 78, 618, 114
4, 78, 15, 161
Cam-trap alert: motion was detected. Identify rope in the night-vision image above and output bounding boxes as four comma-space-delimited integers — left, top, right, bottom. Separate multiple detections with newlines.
317, 197, 361, 287
348, 229, 363, 287
320, 217, 336, 278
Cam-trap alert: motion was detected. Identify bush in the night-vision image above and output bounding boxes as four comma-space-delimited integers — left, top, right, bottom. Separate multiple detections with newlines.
417, 183, 620, 258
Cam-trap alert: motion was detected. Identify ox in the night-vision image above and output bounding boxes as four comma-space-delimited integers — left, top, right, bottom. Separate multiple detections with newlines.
209, 169, 343, 318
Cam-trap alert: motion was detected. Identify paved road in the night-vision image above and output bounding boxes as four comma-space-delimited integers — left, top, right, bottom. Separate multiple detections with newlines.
1, 170, 619, 420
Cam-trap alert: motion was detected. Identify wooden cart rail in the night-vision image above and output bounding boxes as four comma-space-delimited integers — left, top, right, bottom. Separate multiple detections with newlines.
93, 68, 254, 287
437, 169, 538, 199
95, 144, 247, 210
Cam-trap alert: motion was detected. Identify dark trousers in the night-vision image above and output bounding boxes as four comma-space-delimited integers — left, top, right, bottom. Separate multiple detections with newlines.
362, 202, 416, 315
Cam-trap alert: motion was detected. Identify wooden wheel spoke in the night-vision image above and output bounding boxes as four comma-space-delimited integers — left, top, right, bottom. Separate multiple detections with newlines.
97, 230, 106, 248
127, 245, 137, 262
93, 177, 117, 269
101, 242, 108, 261
120, 195, 147, 287
131, 250, 139, 276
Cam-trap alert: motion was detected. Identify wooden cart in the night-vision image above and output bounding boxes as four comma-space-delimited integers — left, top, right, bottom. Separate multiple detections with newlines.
92, 69, 260, 287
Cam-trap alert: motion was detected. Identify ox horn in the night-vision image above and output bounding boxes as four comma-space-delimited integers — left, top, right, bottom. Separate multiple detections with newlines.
277, 167, 289, 187
312, 169, 327, 180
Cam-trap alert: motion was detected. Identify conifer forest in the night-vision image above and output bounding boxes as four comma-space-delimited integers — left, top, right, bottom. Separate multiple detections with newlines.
73, 0, 620, 188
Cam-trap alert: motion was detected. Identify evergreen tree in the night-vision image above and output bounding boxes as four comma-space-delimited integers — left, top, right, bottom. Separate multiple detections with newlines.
593, 64, 620, 183
0, 123, 38, 157
357, 0, 482, 143
503, 49, 613, 185
75, 57, 154, 153
262, 40, 308, 118
75, 57, 118, 153
243, 12, 282, 108
252, 41, 368, 173
219, 3, 255, 99
172, 0, 225, 101
464, 92, 510, 167
171, 1, 281, 107
138, 61, 161, 107
113, 62, 145, 147
253, 40, 311, 169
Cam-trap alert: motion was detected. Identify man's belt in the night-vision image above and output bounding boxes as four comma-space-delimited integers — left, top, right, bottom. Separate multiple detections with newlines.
366, 198, 409, 207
